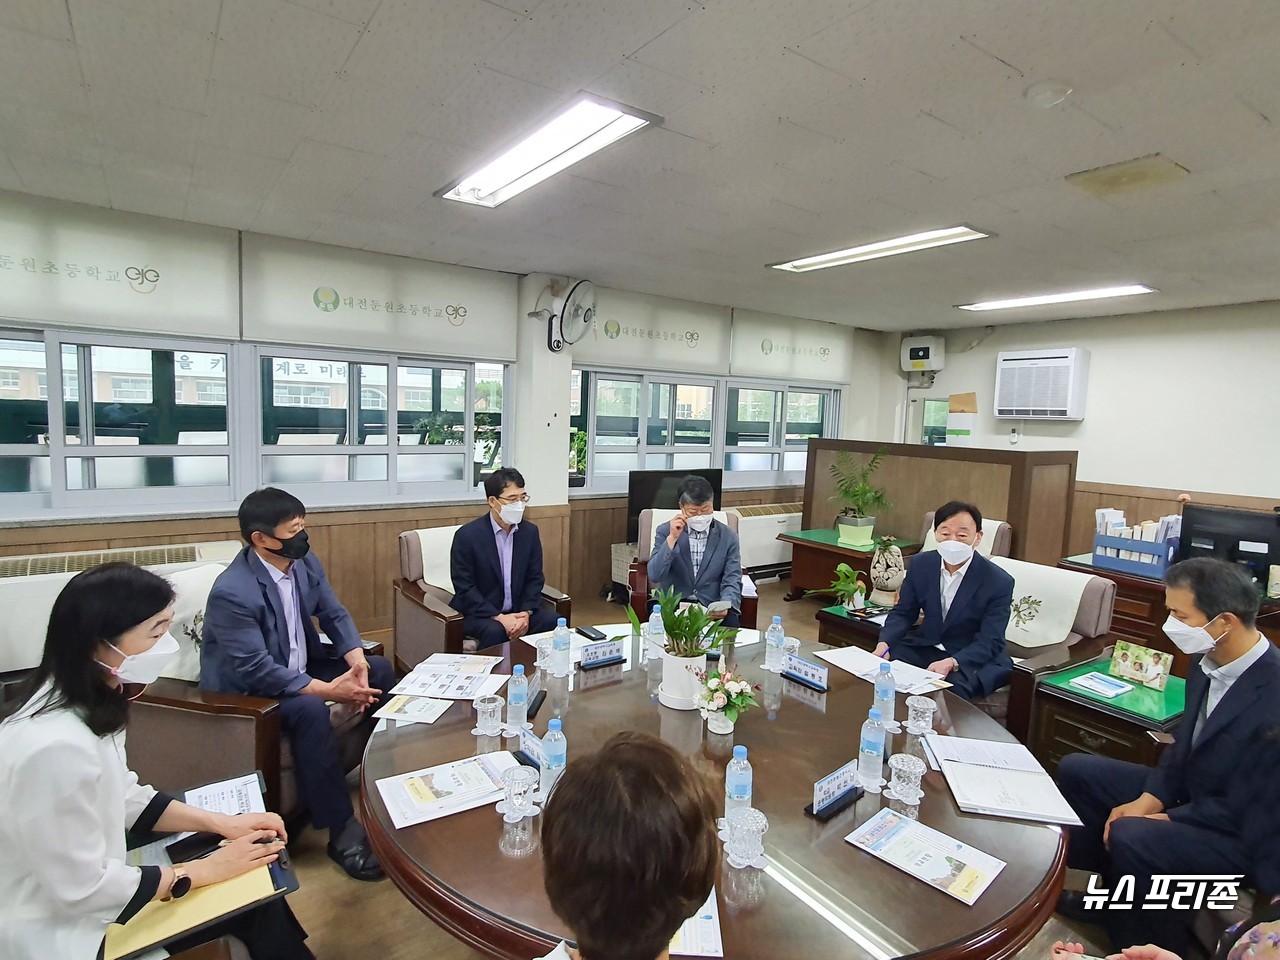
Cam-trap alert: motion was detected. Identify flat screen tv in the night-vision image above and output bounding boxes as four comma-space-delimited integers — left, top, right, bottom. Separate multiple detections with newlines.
627, 468, 723, 544
1177, 504, 1280, 588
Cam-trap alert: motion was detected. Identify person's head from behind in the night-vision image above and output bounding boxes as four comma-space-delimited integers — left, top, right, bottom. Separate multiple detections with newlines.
1164, 557, 1259, 653
542, 732, 719, 960
485, 467, 528, 527
239, 487, 309, 562
5, 562, 176, 736
933, 500, 983, 566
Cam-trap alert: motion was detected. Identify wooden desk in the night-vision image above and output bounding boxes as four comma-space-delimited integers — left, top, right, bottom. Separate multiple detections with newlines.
816, 604, 885, 650
361, 631, 1066, 960
779, 529, 920, 601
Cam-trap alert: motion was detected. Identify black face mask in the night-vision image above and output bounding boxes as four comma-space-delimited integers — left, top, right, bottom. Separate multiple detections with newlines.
266, 529, 310, 561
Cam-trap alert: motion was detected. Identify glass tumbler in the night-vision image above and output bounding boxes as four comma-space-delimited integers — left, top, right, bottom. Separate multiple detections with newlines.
725, 806, 768, 869
904, 695, 937, 735
499, 766, 540, 823
886, 753, 926, 804
472, 695, 505, 737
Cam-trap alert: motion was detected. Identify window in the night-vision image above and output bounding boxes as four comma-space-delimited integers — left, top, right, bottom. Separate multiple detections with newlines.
196, 380, 227, 405
921, 397, 949, 445
273, 384, 333, 407
0, 370, 18, 390
360, 387, 387, 410
111, 377, 152, 402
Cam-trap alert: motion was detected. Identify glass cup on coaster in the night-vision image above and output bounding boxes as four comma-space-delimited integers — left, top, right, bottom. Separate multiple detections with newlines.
496, 766, 540, 823
472, 695, 505, 737
535, 633, 553, 669
904, 695, 937, 735
498, 817, 538, 858
781, 637, 800, 663
724, 806, 768, 870
885, 753, 926, 805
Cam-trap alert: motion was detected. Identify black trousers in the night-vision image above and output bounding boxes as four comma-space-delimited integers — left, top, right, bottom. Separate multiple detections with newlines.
276, 654, 395, 831
465, 607, 560, 650
166, 897, 312, 960
1057, 753, 1251, 955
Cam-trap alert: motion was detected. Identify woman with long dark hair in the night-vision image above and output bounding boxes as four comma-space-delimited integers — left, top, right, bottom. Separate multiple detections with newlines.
0, 562, 311, 960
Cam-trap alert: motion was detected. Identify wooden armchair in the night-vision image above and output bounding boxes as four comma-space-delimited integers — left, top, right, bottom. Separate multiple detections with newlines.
628, 508, 759, 628
393, 526, 571, 671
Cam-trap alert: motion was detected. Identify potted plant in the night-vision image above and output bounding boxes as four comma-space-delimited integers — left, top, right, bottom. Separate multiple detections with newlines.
627, 586, 739, 711
695, 667, 760, 734
868, 536, 906, 607
568, 428, 587, 488
804, 562, 868, 610
828, 448, 891, 548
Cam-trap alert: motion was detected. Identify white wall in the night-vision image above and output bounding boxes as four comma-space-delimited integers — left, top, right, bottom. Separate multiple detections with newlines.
904, 302, 1280, 497
511, 274, 574, 506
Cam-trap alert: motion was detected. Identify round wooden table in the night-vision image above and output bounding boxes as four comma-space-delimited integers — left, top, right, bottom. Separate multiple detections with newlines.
361, 631, 1066, 960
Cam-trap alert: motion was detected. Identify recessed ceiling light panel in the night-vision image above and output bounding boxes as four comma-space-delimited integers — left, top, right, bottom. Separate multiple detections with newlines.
769, 225, 989, 273
957, 284, 1156, 311
440, 95, 660, 208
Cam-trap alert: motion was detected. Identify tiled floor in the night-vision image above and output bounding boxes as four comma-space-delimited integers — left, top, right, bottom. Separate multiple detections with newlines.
292, 578, 1109, 959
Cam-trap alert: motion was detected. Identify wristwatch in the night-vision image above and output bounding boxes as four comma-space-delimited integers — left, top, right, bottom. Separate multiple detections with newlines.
162, 867, 192, 902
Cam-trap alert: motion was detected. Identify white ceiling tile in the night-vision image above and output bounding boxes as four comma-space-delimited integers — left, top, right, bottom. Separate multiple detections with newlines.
584, 58, 704, 119
104, 188, 190, 221
192, 142, 287, 197
483, 0, 546, 15
88, 92, 202, 164
101, 149, 193, 213
198, 80, 313, 161
428, 67, 563, 154
309, 211, 386, 248
7, 153, 111, 206
0, 102, 101, 164
69, 0, 214, 113
0, 0, 74, 41
0, 153, 25, 192
212, 0, 361, 106
312, 76, 428, 155
89, 0, 224, 33
251, 197, 330, 240
342, 0, 521, 96
267, 138, 380, 206
284, 0, 384, 27
368, 135, 483, 190
183, 186, 265, 229
0, 26, 88, 113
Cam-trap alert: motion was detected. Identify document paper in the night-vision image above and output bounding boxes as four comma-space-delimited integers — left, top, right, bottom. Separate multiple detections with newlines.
939, 760, 1082, 826
669, 889, 724, 957
419, 652, 502, 674
814, 646, 947, 694
390, 669, 507, 701
846, 808, 1005, 905
373, 694, 452, 725
924, 735, 1042, 773
376, 752, 519, 828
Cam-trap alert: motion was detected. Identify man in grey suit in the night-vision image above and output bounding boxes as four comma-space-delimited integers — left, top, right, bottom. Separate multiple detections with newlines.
647, 475, 742, 627
201, 487, 393, 882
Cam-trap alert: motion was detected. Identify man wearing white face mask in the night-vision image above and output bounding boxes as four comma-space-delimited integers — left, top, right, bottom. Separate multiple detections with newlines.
648, 475, 742, 627
872, 500, 1014, 700
1055, 558, 1280, 956
451, 467, 560, 650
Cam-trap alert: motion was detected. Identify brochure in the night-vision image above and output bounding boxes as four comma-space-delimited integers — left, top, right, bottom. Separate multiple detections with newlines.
373, 693, 452, 725
846, 808, 1005, 905
1070, 671, 1133, 699
814, 645, 949, 694
669, 889, 723, 958
419, 652, 503, 675
376, 752, 519, 828
390, 669, 508, 701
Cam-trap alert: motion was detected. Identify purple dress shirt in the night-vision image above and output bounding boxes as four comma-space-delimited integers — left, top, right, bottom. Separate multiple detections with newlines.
490, 514, 518, 612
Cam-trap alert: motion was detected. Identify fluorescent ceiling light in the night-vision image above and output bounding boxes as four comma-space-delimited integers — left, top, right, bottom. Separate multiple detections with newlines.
957, 284, 1156, 311
441, 97, 656, 208
770, 226, 989, 273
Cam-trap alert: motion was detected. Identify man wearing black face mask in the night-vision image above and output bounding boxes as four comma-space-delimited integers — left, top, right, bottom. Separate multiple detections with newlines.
201, 487, 394, 882
1055, 558, 1280, 956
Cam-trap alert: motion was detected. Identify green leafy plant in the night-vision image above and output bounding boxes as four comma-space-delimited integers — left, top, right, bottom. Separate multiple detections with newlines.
804, 562, 867, 604
625, 585, 739, 658
828, 448, 891, 519
569, 428, 587, 474
412, 413, 463, 446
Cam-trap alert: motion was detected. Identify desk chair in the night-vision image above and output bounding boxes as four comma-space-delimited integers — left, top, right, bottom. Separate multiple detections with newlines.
393, 525, 571, 669
628, 508, 758, 628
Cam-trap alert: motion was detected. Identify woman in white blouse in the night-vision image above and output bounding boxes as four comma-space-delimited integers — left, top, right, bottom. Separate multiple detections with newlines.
0, 562, 312, 960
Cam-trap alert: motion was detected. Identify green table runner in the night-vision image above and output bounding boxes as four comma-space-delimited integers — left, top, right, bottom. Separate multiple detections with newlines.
1040, 655, 1186, 724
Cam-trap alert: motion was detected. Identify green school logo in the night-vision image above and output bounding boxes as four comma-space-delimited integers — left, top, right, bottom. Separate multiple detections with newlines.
313, 287, 340, 312
760, 338, 773, 355
603, 319, 621, 339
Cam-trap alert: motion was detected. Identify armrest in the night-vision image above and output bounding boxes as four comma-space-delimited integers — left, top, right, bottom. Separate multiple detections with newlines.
1147, 731, 1175, 746
540, 585, 571, 620
540, 585, 570, 603
395, 578, 463, 621
394, 578, 466, 666
629, 561, 651, 622
138, 678, 279, 718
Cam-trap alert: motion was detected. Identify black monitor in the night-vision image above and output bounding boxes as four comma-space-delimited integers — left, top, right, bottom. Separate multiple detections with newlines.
627, 468, 723, 543
1177, 504, 1280, 587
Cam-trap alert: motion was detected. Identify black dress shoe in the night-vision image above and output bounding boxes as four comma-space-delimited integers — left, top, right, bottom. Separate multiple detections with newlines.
327, 832, 385, 882
1057, 890, 1102, 925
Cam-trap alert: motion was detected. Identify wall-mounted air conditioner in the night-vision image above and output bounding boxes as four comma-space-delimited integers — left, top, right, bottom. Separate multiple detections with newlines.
994, 347, 1089, 421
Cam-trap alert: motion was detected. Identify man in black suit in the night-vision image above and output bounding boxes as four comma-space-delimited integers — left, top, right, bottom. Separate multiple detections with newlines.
1056, 558, 1280, 955
450, 467, 559, 650
873, 500, 1014, 700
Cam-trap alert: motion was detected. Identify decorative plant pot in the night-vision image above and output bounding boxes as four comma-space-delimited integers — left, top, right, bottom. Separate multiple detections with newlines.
835, 514, 876, 548
658, 652, 707, 711
844, 593, 866, 611
705, 711, 735, 735
870, 543, 906, 607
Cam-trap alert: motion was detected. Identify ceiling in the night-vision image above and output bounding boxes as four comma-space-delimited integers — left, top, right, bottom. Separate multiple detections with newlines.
2, 0, 1280, 332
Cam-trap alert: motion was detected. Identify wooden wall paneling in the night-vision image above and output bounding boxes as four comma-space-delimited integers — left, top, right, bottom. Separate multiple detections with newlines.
1017, 463, 1074, 565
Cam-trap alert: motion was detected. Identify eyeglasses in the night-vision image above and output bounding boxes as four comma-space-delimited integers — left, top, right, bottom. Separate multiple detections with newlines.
496, 494, 531, 504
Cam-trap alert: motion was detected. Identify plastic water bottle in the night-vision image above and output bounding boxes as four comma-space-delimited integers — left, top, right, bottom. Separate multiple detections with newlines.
507, 664, 528, 731
858, 707, 886, 791
873, 661, 896, 727
647, 603, 664, 651
725, 745, 753, 816
541, 718, 567, 800
764, 616, 785, 672
551, 618, 572, 677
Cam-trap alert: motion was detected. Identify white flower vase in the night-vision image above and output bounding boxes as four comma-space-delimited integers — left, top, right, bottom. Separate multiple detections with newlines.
844, 592, 866, 611
706, 711, 735, 735
658, 652, 707, 711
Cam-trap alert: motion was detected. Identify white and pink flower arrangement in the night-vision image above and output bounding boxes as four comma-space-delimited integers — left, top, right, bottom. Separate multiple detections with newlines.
694, 667, 760, 723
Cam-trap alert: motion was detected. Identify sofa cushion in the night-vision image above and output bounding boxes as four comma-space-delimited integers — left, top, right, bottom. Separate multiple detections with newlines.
400, 526, 461, 593
162, 563, 227, 682
0, 571, 78, 672
991, 557, 1092, 649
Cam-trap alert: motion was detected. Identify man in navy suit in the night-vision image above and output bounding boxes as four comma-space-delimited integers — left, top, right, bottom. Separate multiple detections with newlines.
450, 467, 559, 650
872, 500, 1014, 700
201, 487, 393, 882
1056, 558, 1280, 955
647, 475, 742, 628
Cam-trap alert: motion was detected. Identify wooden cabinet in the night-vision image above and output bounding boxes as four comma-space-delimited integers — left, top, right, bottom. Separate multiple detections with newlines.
1029, 680, 1178, 776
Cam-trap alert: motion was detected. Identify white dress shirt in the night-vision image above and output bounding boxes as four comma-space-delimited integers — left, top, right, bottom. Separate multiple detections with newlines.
0, 686, 162, 959
935, 556, 973, 653
256, 552, 307, 674
1193, 634, 1271, 739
